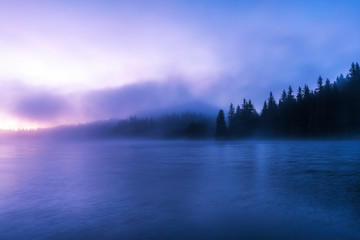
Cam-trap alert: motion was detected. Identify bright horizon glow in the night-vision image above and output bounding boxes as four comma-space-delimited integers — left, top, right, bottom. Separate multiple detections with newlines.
1, 0, 360, 129
0, 0, 222, 91
0, 115, 41, 130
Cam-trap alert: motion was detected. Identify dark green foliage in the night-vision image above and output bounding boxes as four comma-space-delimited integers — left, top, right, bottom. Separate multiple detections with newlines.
219, 62, 360, 138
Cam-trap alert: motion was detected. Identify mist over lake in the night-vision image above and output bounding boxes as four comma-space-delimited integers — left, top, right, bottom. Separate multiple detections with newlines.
1, 140, 359, 240
1, 1, 360, 239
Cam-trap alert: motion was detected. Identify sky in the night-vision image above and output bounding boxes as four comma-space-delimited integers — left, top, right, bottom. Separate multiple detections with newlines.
0, 0, 360, 129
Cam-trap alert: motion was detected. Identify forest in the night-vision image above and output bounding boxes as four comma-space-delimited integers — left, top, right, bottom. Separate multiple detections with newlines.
113, 113, 214, 139
2, 113, 215, 140
5, 62, 360, 140
216, 62, 360, 139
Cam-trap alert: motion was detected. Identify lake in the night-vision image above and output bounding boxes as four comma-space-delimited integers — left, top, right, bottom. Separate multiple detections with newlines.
0, 140, 359, 239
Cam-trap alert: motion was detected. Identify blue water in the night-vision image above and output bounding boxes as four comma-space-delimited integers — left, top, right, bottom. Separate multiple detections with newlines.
0, 140, 359, 239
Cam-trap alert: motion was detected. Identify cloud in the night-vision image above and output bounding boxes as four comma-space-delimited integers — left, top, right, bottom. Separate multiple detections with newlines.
12, 93, 69, 121
81, 81, 188, 117
0, 79, 218, 127
0, 81, 73, 124
80, 80, 219, 120
0, 0, 360, 128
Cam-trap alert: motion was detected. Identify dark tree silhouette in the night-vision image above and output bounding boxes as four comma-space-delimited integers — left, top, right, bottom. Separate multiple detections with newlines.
228, 103, 235, 133
217, 62, 360, 139
114, 113, 214, 139
316, 75, 323, 93
215, 109, 227, 139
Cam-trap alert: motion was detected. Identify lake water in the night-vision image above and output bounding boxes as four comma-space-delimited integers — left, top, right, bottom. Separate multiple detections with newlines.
0, 140, 359, 239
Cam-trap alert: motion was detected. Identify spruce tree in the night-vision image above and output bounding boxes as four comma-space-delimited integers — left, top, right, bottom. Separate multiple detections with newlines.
215, 110, 227, 139
317, 76, 323, 93
296, 87, 303, 102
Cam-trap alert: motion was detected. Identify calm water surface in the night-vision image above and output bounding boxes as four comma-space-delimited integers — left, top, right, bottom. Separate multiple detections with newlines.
0, 140, 360, 239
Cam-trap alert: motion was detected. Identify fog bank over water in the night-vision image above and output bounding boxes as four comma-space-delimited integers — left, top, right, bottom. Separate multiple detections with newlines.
0, 80, 218, 128
1, 0, 360, 128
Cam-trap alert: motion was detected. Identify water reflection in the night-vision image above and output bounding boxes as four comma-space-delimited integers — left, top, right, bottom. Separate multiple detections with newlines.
0, 140, 359, 239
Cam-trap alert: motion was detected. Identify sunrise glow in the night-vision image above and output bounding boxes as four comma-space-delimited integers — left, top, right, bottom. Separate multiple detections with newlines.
0, 0, 359, 128
0, 114, 41, 130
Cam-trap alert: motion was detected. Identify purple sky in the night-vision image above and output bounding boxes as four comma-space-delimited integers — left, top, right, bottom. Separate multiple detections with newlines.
1, 0, 360, 129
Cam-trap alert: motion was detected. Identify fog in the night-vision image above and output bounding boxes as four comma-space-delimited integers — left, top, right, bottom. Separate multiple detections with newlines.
1, 0, 360, 128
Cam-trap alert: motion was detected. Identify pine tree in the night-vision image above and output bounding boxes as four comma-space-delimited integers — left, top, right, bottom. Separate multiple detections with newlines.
228, 103, 235, 128
280, 90, 287, 104
303, 85, 310, 99
261, 101, 268, 117
317, 75, 323, 93
215, 110, 227, 139
296, 87, 303, 102
324, 79, 331, 93
215, 62, 360, 138
268, 92, 278, 112
287, 86, 295, 102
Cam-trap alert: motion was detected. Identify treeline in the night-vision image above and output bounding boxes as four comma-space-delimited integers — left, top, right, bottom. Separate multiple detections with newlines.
216, 62, 360, 139
3, 113, 215, 140
114, 113, 215, 139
